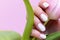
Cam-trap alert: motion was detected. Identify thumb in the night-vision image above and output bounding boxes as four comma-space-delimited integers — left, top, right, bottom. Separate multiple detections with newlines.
45, 0, 60, 20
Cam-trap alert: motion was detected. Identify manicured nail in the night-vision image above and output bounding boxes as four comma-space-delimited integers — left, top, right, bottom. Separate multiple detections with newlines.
38, 23, 46, 31
43, 2, 49, 8
40, 34, 46, 39
40, 14, 48, 22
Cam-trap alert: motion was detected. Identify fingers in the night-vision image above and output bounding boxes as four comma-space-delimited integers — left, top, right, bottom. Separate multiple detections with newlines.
29, 0, 49, 39
31, 29, 46, 39
34, 16, 46, 32
40, 0, 60, 20
34, 6, 48, 22
39, 0, 49, 9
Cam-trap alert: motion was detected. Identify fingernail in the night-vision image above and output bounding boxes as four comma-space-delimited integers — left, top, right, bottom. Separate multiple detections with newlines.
43, 2, 49, 8
40, 14, 48, 22
40, 34, 46, 39
38, 23, 46, 31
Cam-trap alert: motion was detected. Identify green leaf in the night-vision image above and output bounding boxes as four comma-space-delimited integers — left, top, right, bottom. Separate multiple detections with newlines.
0, 31, 21, 40
46, 32, 60, 40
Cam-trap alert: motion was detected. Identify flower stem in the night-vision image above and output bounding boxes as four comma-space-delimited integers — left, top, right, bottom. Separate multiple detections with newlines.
21, 0, 34, 40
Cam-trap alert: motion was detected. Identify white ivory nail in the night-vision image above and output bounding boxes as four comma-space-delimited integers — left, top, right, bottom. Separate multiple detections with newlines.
40, 14, 48, 22
43, 2, 49, 8
38, 23, 46, 31
40, 34, 46, 39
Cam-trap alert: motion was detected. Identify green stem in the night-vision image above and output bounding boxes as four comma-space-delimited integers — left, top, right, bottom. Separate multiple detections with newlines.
21, 0, 34, 40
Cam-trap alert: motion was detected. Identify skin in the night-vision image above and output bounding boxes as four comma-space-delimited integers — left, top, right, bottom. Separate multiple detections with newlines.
45, 0, 60, 20
30, 0, 60, 40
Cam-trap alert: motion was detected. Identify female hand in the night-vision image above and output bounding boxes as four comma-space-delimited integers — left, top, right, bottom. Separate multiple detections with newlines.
30, 0, 60, 40
29, 0, 49, 39
39, 0, 60, 34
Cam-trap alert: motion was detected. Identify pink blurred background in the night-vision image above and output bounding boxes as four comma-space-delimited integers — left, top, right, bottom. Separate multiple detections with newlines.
0, 0, 26, 36
0, 0, 40, 36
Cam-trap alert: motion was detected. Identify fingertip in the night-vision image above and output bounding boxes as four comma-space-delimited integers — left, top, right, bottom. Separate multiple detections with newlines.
39, 33, 46, 39
40, 13, 48, 22
38, 23, 46, 31
39, 0, 49, 9
43, 2, 49, 8
31, 29, 46, 39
